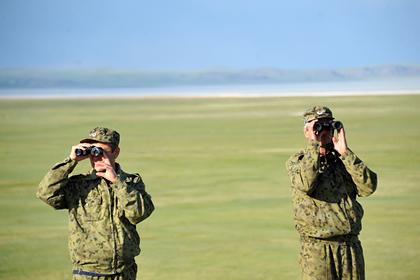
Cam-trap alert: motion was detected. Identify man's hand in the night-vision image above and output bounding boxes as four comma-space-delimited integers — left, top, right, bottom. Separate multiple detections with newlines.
69, 144, 91, 161
94, 152, 118, 183
333, 127, 348, 155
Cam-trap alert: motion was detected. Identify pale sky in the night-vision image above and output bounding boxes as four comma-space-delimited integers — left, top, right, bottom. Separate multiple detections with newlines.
0, 0, 419, 70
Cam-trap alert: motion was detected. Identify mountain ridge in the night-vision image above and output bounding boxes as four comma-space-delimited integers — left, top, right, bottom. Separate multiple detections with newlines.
1, 65, 419, 89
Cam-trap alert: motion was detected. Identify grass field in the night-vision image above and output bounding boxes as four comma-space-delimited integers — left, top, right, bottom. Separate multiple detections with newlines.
1, 94, 420, 280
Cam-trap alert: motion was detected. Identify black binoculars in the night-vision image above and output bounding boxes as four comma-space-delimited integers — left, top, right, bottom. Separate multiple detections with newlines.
75, 146, 104, 157
313, 121, 343, 134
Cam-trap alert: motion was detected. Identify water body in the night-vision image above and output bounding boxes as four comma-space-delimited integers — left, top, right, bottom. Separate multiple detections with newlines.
1, 78, 420, 98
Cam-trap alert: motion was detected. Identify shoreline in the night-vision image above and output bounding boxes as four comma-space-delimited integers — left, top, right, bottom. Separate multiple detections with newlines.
2, 78, 420, 99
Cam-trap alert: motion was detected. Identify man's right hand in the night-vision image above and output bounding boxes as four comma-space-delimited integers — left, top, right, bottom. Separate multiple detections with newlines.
69, 144, 91, 161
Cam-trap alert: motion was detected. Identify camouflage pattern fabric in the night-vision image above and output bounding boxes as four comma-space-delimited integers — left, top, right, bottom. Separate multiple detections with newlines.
80, 127, 120, 147
72, 263, 137, 280
303, 106, 335, 124
300, 236, 365, 280
37, 157, 154, 276
286, 141, 377, 279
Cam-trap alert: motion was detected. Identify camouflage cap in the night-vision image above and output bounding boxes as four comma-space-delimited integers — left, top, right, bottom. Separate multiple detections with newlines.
303, 106, 334, 123
80, 127, 120, 147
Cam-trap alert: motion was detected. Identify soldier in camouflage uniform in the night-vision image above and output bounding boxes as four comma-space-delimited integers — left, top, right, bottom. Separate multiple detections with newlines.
286, 106, 377, 280
37, 127, 155, 280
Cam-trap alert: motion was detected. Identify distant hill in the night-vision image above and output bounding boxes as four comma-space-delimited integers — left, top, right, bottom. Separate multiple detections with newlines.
0, 65, 419, 89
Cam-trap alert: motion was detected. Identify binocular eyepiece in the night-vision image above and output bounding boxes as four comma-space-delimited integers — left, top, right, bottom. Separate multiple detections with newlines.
313, 121, 343, 134
75, 146, 104, 157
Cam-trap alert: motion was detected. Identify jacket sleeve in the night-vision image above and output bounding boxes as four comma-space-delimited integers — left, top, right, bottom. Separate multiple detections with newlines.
114, 174, 155, 225
37, 157, 78, 209
286, 142, 322, 193
340, 148, 377, 197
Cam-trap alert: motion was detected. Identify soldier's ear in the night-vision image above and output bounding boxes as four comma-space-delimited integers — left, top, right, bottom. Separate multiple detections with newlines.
113, 147, 120, 159
303, 124, 310, 138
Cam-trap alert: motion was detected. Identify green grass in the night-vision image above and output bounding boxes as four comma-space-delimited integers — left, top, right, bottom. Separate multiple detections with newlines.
1, 94, 420, 280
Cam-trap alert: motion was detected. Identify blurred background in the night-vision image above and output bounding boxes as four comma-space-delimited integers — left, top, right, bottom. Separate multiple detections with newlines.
1, 1, 420, 279
1, 0, 420, 96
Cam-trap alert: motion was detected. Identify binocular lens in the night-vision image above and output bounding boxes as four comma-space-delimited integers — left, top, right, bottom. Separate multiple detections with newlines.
313, 122, 324, 132
90, 147, 103, 157
332, 121, 343, 130
75, 149, 88, 157
312, 121, 343, 133
75, 147, 104, 157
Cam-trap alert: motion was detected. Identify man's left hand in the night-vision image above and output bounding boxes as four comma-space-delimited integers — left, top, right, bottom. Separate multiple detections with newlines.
95, 153, 118, 183
333, 127, 348, 155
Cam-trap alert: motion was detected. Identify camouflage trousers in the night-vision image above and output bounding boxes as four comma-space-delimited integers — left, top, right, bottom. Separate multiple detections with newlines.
72, 263, 138, 280
299, 235, 365, 280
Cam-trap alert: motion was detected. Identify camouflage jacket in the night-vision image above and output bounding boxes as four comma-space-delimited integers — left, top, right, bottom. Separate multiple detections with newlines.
286, 142, 377, 238
37, 157, 155, 274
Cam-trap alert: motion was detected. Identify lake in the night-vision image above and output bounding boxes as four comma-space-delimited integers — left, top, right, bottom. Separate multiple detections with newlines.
1, 77, 420, 98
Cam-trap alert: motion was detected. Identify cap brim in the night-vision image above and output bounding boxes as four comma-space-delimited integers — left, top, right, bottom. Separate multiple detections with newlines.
313, 116, 335, 121
305, 116, 334, 123
80, 138, 111, 144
